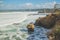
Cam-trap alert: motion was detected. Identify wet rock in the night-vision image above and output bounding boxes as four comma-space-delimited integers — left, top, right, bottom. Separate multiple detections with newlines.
27, 22, 34, 33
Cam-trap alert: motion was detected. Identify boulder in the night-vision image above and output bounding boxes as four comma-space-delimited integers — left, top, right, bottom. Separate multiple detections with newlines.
27, 22, 34, 33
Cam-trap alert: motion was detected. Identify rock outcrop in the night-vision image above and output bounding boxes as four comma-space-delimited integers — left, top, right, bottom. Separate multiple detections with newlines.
47, 20, 60, 40
27, 12, 60, 39
27, 22, 34, 33
35, 14, 57, 29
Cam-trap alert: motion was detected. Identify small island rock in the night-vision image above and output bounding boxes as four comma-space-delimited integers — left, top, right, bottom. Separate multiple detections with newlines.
27, 22, 34, 33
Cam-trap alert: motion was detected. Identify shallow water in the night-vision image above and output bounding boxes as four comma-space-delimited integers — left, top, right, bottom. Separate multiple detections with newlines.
0, 12, 51, 40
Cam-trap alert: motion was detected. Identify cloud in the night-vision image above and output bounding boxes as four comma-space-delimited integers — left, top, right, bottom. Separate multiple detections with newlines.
25, 3, 33, 7
0, 0, 3, 3
0, 1, 3, 6
0, 4, 4, 7
36, 4, 41, 8
21, 3, 33, 8
0, 2, 55, 10
0, 4, 17, 10
35, 3, 55, 8
0, 3, 33, 10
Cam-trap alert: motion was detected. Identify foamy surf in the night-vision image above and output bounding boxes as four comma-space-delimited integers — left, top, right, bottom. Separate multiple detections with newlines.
0, 12, 28, 27
0, 12, 51, 40
0, 16, 27, 27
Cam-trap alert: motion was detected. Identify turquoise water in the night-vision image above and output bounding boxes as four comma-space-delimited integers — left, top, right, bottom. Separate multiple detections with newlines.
0, 14, 51, 40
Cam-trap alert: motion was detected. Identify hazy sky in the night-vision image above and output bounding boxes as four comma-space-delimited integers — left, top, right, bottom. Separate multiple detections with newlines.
0, 0, 60, 10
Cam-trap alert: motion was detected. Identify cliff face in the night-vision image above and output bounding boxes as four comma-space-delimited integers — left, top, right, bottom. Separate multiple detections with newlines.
44, 13, 60, 40
47, 20, 60, 40
27, 12, 60, 40
34, 13, 60, 40
35, 14, 57, 29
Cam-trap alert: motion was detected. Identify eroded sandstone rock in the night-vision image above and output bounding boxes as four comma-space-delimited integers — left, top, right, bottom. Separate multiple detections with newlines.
47, 20, 60, 40
35, 14, 56, 29
27, 22, 34, 33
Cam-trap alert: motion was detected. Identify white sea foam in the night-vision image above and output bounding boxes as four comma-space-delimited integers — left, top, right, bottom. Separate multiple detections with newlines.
0, 12, 28, 27
0, 12, 47, 27
0, 11, 38, 31
0, 12, 50, 40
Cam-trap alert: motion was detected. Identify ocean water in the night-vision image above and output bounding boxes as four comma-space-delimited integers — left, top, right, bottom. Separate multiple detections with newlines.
0, 12, 51, 40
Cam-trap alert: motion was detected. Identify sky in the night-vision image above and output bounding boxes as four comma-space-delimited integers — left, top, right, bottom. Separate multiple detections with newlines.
0, 0, 60, 10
